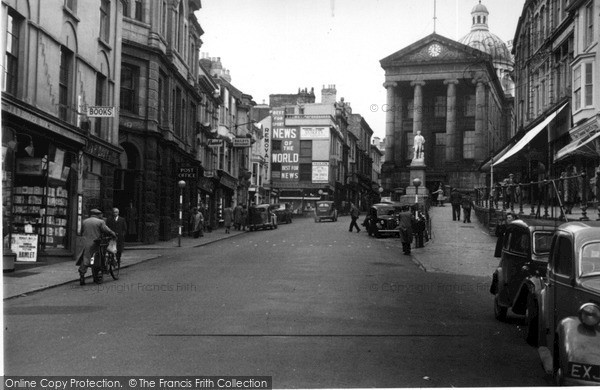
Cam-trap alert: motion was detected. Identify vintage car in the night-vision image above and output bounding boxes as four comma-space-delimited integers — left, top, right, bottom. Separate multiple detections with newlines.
247, 204, 277, 231
489, 218, 556, 339
314, 201, 338, 222
364, 203, 401, 238
535, 221, 600, 385
271, 203, 292, 224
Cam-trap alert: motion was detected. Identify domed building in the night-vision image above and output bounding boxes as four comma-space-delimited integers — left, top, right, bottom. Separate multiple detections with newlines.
379, 1, 514, 194
459, 1, 515, 96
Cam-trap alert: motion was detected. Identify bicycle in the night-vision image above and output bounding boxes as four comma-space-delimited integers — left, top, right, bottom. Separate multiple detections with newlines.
91, 235, 120, 282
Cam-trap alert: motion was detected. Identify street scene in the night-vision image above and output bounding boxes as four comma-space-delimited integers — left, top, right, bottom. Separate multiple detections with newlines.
2, 0, 600, 388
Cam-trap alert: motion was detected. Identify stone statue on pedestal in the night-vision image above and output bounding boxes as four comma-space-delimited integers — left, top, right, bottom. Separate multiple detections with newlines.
413, 131, 425, 160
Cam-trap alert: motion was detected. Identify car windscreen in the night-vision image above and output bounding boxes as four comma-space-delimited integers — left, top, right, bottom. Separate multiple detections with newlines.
533, 231, 553, 255
317, 203, 331, 210
376, 207, 395, 216
580, 242, 600, 277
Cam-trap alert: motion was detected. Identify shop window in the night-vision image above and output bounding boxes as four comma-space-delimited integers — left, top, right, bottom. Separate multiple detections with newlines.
12, 143, 76, 251
3, 10, 21, 95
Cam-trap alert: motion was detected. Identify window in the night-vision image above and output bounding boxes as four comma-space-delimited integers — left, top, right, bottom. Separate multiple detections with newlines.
65, 0, 77, 13
158, 77, 164, 125
99, 0, 110, 42
464, 95, 476, 117
299, 164, 312, 181
463, 131, 475, 159
178, 2, 184, 52
285, 107, 295, 115
120, 64, 137, 113
122, 0, 129, 17
434, 133, 446, 166
271, 140, 282, 152
174, 88, 182, 136
94, 73, 107, 137
554, 236, 573, 276
3, 11, 20, 95
585, 1, 594, 48
59, 47, 73, 122
300, 140, 312, 158
406, 133, 413, 158
406, 99, 414, 119
510, 230, 530, 254
574, 62, 594, 110
434, 96, 446, 117
161, 1, 167, 36
135, 0, 143, 22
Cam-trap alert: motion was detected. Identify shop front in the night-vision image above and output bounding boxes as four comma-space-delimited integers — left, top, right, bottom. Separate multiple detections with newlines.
2, 103, 88, 263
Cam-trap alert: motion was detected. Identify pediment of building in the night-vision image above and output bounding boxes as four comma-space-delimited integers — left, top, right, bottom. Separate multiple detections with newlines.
380, 33, 491, 67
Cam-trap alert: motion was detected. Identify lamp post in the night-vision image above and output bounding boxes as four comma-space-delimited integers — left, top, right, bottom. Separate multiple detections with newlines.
413, 177, 421, 204
178, 180, 186, 247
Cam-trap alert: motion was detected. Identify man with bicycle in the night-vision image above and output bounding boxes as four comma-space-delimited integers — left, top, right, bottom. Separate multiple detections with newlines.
75, 209, 117, 285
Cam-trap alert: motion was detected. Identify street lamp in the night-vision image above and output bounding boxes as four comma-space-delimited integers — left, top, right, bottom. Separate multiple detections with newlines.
178, 180, 186, 247
413, 177, 421, 204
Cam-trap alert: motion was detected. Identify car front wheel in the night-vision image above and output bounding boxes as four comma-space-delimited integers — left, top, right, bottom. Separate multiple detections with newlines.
525, 293, 539, 346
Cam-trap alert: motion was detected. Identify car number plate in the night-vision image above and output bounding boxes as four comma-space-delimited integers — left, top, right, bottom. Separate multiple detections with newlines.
567, 362, 600, 382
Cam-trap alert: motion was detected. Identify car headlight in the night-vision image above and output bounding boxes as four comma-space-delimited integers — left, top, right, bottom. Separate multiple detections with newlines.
578, 302, 600, 328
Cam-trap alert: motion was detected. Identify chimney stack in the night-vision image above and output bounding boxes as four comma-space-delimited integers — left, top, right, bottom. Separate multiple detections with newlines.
321, 84, 337, 105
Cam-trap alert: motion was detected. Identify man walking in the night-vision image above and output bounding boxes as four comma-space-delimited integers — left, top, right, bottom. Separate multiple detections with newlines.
398, 206, 414, 255
449, 188, 462, 221
348, 203, 361, 233
106, 207, 127, 263
461, 193, 472, 223
75, 209, 116, 285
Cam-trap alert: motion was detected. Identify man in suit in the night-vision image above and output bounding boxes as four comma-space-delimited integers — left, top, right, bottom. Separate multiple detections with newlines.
398, 206, 415, 255
75, 209, 116, 285
107, 207, 127, 263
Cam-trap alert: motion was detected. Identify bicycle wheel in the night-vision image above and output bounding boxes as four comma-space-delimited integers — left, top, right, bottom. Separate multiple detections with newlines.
107, 252, 120, 280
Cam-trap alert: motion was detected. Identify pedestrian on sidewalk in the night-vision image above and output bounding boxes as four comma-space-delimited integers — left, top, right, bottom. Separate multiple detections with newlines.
461, 193, 472, 223
106, 207, 127, 263
398, 206, 414, 255
233, 203, 243, 230
190, 208, 204, 238
223, 205, 233, 234
241, 204, 249, 231
348, 202, 361, 233
413, 204, 426, 248
449, 188, 462, 221
494, 212, 516, 257
75, 209, 117, 285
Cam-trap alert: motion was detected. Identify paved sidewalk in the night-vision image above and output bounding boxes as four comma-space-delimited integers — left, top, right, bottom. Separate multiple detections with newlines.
410, 204, 499, 278
3, 229, 246, 300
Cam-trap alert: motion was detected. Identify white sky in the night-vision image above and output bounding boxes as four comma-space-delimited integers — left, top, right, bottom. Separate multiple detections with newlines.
196, 0, 525, 139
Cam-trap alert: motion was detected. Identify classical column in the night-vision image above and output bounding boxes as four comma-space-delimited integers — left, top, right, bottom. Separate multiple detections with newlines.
444, 79, 459, 162
411, 80, 426, 136
383, 81, 397, 163
474, 78, 486, 160
394, 93, 405, 165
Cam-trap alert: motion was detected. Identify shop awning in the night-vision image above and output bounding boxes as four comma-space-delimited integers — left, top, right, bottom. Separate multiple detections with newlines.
279, 196, 321, 200
493, 103, 568, 166
480, 142, 515, 171
555, 131, 600, 162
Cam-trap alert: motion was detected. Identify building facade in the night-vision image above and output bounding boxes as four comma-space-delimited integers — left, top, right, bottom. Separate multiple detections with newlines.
117, 0, 203, 243
347, 113, 377, 210
268, 86, 351, 213
380, 3, 514, 194
2, 0, 122, 260
503, 0, 598, 202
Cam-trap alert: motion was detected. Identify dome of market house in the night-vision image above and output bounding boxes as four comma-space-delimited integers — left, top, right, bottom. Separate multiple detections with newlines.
458, 1, 513, 66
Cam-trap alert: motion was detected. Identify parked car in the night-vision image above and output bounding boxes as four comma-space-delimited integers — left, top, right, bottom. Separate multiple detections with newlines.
364, 203, 401, 238
489, 218, 556, 341
535, 221, 600, 385
247, 204, 277, 231
314, 201, 338, 222
272, 203, 292, 224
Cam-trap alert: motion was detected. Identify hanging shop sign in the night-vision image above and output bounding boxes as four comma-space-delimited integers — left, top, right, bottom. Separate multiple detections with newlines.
15, 158, 44, 176
233, 138, 251, 148
86, 106, 116, 117
207, 139, 223, 148
11, 233, 38, 262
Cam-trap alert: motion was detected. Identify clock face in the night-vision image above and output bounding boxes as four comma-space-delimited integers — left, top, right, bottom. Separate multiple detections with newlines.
428, 44, 441, 57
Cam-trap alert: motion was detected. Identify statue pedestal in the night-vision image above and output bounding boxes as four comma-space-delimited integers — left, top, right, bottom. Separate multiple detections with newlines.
401, 159, 429, 205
